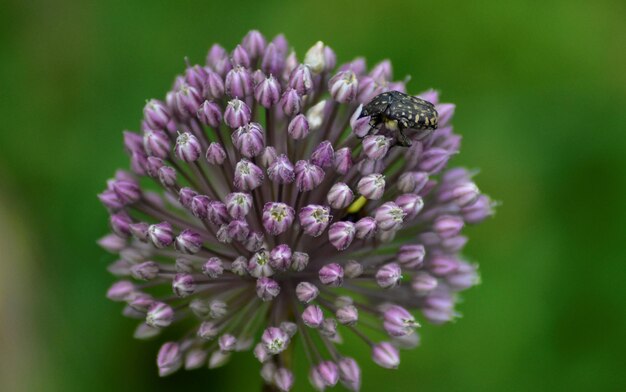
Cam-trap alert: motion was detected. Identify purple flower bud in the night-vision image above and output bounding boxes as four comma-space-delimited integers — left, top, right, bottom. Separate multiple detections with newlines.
323, 45, 337, 71
253, 69, 265, 85
110, 212, 132, 237
434, 215, 464, 238
254, 343, 270, 362
263, 202, 295, 236
127, 222, 148, 244
208, 300, 227, 318
280, 88, 301, 117
383, 305, 419, 337
256, 277, 281, 301
197, 100, 222, 127
446, 262, 479, 290
202, 70, 225, 100
261, 43, 285, 76
148, 222, 174, 248
184, 349, 207, 370
158, 166, 177, 188
229, 256, 248, 276
262, 326, 289, 354
372, 342, 400, 369
234, 159, 264, 191
370, 59, 393, 80
224, 99, 251, 129
146, 156, 165, 178
242, 30, 266, 60
462, 195, 495, 224
363, 135, 392, 161
172, 273, 196, 297
302, 304, 324, 328
357, 173, 386, 200
376, 263, 402, 289
175, 83, 203, 116
209, 351, 231, 369
217, 226, 233, 244
274, 368, 294, 392
374, 202, 406, 231
398, 244, 426, 269
419, 148, 454, 173
298, 204, 331, 237
429, 254, 461, 277
333, 147, 353, 175
395, 193, 424, 219
336, 305, 358, 325
219, 334, 237, 352
144, 99, 171, 130
437, 103, 455, 126
99, 189, 123, 210
351, 106, 372, 138
319, 318, 339, 339
262, 362, 278, 384
316, 361, 339, 387
226, 219, 249, 241
124, 130, 144, 154
175, 258, 194, 273
267, 154, 295, 184
294, 160, 324, 192
310, 141, 334, 168
449, 182, 480, 207
146, 302, 174, 328
328, 70, 358, 103
191, 195, 211, 220
143, 130, 170, 159
291, 252, 309, 272
327, 183, 354, 209
157, 342, 182, 376
131, 261, 160, 280
257, 146, 276, 167
328, 221, 355, 251
289, 64, 313, 95
296, 282, 319, 303
343, 260, 363, 278
203, 143, 226, 166
98, 233, 126, 253
175, 132, 201, 162
202, 257, 224, 278
269, 244, 292, 270
175, 229, 202, 254
225, 192, 252, 219
422, 291, 455, 324
232, 44, 251, 68
338, 358, 361, 391
206, 44, 232, 77
178, 187, 198, 209
412, 272, 438, 294
185, 63, 208, 91
319, 263, 344, 287
354, 217, 377, 240
243, 231, 265, 252
225, 66, 253, 98
106, 280, 134, 301
287, 114, 309, 140
232, 122, 265, 158
206, 200, 229, 226
255, 76, 281, 108
247, 250, 273, 278
398, 171, 429, 194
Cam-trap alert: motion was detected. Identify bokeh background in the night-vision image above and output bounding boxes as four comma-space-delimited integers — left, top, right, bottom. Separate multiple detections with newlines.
1, 0, 625, 391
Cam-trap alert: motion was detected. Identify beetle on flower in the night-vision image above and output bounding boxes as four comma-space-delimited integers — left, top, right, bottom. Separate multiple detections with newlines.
99, 30, 494, 391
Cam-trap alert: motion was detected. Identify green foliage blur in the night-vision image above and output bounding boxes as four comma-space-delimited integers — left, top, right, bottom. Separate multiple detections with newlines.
1, 0, 625, 391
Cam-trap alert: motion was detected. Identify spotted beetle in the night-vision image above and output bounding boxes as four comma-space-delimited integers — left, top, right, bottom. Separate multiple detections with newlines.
358, 90, 438, 146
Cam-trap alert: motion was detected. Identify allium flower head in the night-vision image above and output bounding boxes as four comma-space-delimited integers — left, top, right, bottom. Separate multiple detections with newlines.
99, 30, 495, 390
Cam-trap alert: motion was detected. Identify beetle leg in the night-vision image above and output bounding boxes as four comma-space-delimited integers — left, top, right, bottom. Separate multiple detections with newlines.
396, 128, 412, 147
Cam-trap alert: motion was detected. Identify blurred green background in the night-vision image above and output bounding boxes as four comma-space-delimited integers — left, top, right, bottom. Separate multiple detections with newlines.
1, 0, 625, 391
